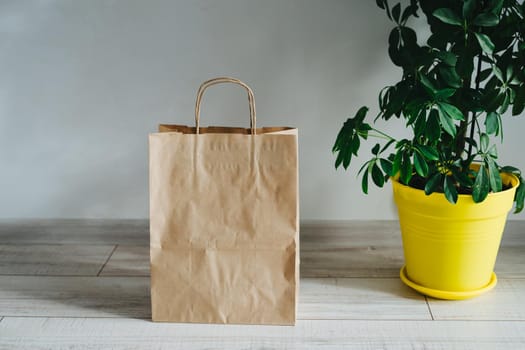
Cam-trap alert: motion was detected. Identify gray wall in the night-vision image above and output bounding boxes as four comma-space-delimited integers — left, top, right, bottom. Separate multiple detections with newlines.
0, 0, 523, 220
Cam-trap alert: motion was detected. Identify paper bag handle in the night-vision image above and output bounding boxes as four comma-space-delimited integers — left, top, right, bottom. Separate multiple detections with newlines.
195, 77, 257, 135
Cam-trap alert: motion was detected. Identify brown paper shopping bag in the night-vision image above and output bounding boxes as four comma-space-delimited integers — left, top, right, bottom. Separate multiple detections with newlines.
149, 77, 299, 325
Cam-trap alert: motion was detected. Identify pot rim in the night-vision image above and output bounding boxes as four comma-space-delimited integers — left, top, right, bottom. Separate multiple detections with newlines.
391, 169, 520, 200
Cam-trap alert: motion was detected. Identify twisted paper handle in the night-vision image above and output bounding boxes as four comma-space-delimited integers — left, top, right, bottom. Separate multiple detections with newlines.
195, 77, 257, 134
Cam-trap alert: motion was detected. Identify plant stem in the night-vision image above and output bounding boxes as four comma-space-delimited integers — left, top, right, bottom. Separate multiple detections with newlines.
358, 131, 392, 141
370, 128, 396, 141
456, 27, 472, 158
467, 54, 483, 160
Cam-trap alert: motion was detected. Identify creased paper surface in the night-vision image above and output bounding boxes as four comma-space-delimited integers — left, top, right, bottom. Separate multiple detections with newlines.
149, 126, 299, 325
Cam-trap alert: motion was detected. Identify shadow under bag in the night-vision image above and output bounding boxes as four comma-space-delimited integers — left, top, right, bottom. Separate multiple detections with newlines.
149, 77, 299, 325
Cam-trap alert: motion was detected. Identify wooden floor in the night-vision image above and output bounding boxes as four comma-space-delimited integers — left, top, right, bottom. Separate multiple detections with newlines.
0, 220, 524, 349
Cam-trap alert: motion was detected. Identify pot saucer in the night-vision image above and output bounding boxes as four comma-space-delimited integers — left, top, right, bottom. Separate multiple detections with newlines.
399, 265, 497, 300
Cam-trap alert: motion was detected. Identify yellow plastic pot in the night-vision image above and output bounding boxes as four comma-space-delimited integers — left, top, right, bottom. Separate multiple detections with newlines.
392, 171, 519, 300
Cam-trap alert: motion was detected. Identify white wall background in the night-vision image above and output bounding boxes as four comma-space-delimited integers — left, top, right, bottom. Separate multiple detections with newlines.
0, 0, 523, 220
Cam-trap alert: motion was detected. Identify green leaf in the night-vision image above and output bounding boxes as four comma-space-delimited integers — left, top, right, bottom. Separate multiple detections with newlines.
414, 110, 426, 137
493, 66, 504, 82
426, 109, 441, 141
456, 51, 475, 77
425, 172, 443, 195
511, 87, 525, 116
444, 176, 458, 204
474, 32, 495, 54
462, 0, 476, 19
355, 106, 369, 123
404, 111, 420, 128
400, 27, 417, 46
486, 158, 502, 192
501, 166, 521, 173
488, 145, 497, 158
342, 143, 352, 169
496, 112, 503, 141
508, 88, 515, 103
480, 133, 490, 152
392, 3, 401, 22
436, 51, 457, 66
413, 152, 429, 177
510, 75, 521, 85
378, 86, 390, 111
419, 74, 437, 95
499, 91, 510, 114
484, 90, 505, 113
362, 168, 369, 194
401, 5, 418, 23
515, 180, 525, 214
506, 65, 514, 83
489, 0, 504, 15
376, 0, 385, 10
405, 99, 424, 123
396, 139, 410, 149
435, 88, 456, 100
400, 151, 413, 185
473, 165, 490, 202
433, 8, 463, 26
335, 147, 344, 169
380, 139, 396, 154
372, 143, 380, 155
439, 66, 462, 88
380, 158, 394, 177
350, 135, 360, 156
472, 13, 499, 27
332, 125, 345, 153
333, 106, 369, 168
372, 163, 385, 187
392, 150, 403, 177
452, 167, 474, 188
388, 29, 405, 67
485, 112, 499, 135
360, 123, 372, 135
358, 160, 370, 176
438, 102, 465, 120
437, 107, 457, 137
416, 144, 439, 160
333, 122, 353, 169
477, 68, 492, 83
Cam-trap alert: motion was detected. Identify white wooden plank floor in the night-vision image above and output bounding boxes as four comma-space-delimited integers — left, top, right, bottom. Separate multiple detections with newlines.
0, 219, 524, 349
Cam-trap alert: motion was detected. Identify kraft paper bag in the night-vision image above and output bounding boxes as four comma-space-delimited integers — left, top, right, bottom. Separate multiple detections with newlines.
149, 77, 299, 325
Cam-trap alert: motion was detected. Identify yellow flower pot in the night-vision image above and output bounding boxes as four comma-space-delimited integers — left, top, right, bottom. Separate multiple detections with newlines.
392, 172, 519, 300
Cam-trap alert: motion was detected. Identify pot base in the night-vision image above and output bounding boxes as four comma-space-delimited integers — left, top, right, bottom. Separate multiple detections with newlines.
399, 265, 498, 300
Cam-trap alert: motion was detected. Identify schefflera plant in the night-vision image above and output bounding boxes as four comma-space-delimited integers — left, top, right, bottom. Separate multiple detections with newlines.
333, 0, 525, 213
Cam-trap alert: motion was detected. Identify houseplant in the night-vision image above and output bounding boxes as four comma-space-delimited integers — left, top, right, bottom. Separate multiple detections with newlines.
333, 0, 525, 299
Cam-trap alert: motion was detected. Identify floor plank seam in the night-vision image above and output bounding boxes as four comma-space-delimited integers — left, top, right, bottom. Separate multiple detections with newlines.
0, 315, 152, 320
3, 316, 525, 323
0, 316, 460, 322
0, 243, 147, 246
93, 274, 151, 278
424, 297, 435, 321
0, 243, 117, 247
297, 318, 434, 322
97, 244, 118, 277
0, 274, 150, 278
299, 276, 404, 279
0, 273, 138, 277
